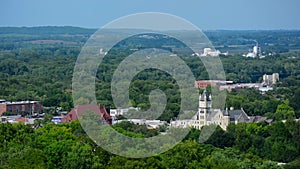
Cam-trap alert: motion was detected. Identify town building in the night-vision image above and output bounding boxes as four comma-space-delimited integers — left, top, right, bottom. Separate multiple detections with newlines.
110, 107, 166, 129
196, 73, 279, 93
194, 80, 233, 89
51, 116, 64, 124
219, 83, 261, 92
244, 43, 262, 58
110, 107, 140, 118
113, 119, 167, 129
199, 48, 229, 57
170, 90, 251, 130
0, 115, 36, 125
262, 73, 279, 86
202, 48, 221, 56
0, 101, 43, 116
62, 104, 112, 124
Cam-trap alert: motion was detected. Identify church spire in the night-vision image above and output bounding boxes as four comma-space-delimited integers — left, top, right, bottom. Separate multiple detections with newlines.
224, 106, 229, 116
200, 89, 211, 101
199, 90, 212, 110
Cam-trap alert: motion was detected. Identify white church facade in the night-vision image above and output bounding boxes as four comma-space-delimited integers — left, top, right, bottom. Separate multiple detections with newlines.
170, 90, 251, 130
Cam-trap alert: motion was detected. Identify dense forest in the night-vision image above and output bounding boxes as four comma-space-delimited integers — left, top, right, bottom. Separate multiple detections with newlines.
0, 120, 299, 168
0, 27, 300, 168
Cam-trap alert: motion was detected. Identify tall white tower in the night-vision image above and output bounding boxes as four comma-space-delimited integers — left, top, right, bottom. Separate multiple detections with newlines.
197, 90, 212, 125
253, 43, 261, 57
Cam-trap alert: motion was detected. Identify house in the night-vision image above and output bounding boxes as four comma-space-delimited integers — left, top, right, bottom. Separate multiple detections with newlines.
62, 104, 112, 124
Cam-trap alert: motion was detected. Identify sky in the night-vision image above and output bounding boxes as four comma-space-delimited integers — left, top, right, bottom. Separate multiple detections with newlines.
0, 0, 299, 30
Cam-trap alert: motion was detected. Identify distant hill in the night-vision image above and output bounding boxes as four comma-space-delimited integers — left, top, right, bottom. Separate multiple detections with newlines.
0, 26, 300, 52
0, 26, 96, 35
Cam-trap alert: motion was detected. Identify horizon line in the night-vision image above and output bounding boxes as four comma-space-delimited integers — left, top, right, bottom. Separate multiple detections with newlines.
0, 25, 300, 31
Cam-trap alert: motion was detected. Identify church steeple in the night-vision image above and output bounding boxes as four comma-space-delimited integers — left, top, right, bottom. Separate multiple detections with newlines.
224, 106, 229, 116
199, 90, 212, 109
197, 90, 212, 126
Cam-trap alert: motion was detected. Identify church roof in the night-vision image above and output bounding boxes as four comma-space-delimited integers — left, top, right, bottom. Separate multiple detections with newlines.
206, 109, 220, 121
222, 108, 250, 122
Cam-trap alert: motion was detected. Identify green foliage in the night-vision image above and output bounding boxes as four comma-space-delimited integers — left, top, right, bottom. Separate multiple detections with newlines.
262, 121, 299, 162
284, 158, 300, 169
184, 127, 201, 141
1, 121, 299, 168
273, 101, 296, 120
113, 121, 159, 138
204, 126, 235, 148
160, 140, 213, 169
7, 148, 48, 169
226, 88, 280, 116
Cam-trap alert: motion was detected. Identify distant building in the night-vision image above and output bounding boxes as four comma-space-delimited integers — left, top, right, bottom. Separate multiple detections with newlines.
62, 104, 112, 124
201, 48, 222, 56
0, 101, 43, 116
170, 90, 251, 130
194, 80, 233, 89
113, 119, 166, 129
262, 73, 279, 86
219, 83, 261, 92
109, 107, 140, 118
258, 86, 274, 94
0, 115, 36, 125
51, 116, 64, 124
195, 75, 279, 93
244, 43, 261, 58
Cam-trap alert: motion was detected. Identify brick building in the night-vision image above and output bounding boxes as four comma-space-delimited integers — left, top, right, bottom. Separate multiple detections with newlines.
194, 80, 233, 89
0, 101, 43, 116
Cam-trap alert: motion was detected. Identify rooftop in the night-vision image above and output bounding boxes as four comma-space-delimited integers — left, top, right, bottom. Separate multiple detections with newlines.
0, 101, 40, 105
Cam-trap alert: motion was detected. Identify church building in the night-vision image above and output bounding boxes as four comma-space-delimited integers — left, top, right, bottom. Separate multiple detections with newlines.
170, 90, 251, 130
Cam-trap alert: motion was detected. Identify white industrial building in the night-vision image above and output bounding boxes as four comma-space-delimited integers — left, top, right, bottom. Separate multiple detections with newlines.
244, 43, 262, 58
262, 73, 279, 86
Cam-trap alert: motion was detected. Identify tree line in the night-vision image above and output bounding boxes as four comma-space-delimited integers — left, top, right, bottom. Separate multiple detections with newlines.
0, 120, 299, 168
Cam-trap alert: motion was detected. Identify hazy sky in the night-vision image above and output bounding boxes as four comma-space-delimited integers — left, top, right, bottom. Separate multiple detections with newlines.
0, 0, 299, 30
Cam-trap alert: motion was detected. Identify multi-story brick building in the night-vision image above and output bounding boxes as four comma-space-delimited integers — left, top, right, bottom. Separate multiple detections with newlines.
194, 80, 233, 89
0, 101, 43, 116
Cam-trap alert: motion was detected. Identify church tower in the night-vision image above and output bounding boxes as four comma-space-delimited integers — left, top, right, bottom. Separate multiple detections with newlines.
197, 90, 212, 125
